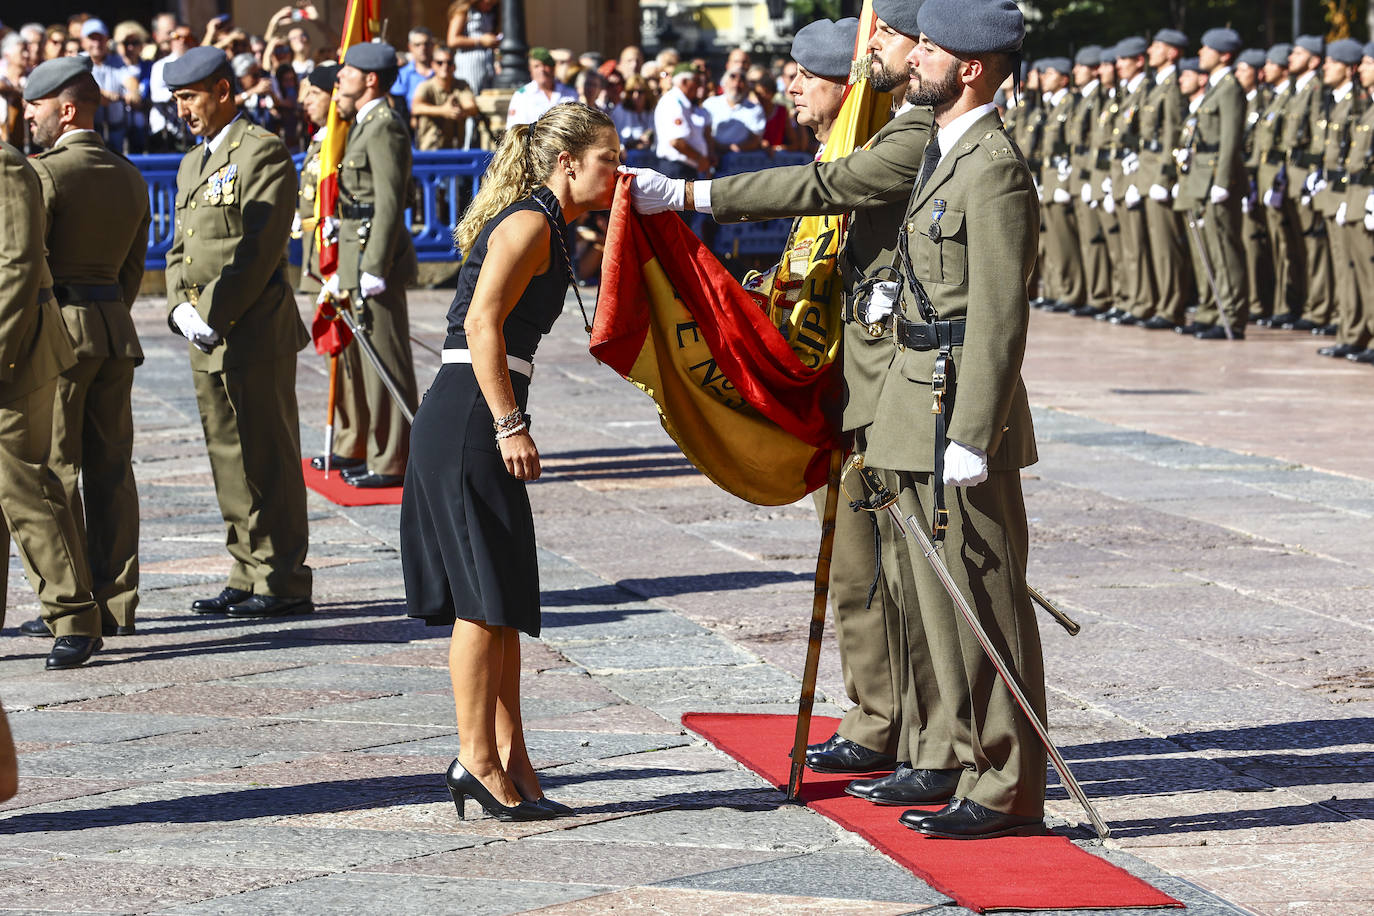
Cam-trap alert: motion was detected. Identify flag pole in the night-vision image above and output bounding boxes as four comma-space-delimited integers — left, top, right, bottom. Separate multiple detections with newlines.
787, 448, 844, 801
323, 352, 339, 478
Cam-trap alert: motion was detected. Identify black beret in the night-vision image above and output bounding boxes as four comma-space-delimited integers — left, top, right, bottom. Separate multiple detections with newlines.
1267, 43, 1292, 65
1041, 57, 1072, 75
22, 56, 93, 102
872, 0, 923, 39
1201, 28, 1242, 55
917, 0, 1024, 56
1074, 45, 1102, 68
1153, 29, 1189, 49
306, 62, 338, 92
1237, 48, 1267, 70
1115, 36, 1148, 58
1327, 38, 1364, 65
1294, 34, 1324, 56
164, 46, 231, 89
792, 18, 858, 79
343, 41, 398, 73
1179, 57, 1203, 74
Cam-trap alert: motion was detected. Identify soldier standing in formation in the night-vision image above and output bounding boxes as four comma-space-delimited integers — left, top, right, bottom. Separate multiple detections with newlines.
164, 47, 313, 618
19, 58, 149, 643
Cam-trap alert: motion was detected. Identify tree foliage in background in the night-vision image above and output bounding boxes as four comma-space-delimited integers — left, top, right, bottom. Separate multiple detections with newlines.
790, 0, 844, 29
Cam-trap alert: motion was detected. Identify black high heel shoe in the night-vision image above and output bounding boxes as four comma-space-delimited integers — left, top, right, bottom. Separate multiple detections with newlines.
531, 796, 575, 818
445, 760, 551, 822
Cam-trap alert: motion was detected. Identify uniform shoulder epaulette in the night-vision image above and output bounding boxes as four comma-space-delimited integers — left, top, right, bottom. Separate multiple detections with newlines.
977, 128, 1018, 161
32, 145, 69, 161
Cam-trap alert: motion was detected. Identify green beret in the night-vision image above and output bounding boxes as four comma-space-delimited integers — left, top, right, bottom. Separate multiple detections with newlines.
529, 46, 555, 66
22, 56, 93, 102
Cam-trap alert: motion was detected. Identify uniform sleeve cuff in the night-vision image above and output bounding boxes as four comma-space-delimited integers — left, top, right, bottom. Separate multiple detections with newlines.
693, 180, 713, 215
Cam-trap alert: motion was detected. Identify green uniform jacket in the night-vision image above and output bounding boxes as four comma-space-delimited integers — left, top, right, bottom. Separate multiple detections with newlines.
1184, 70, 1245, 200
710, 106, 935, 432
1039, 90, 1076, 196
0, 140, 76, 403
864, 112, 1039, 473
164, 116, 309, 373
1315, 87, 1365, 217
1256, 80, 1293, 192
1088, 85, 1119, 204
1280, 72, 1328, 194
1068, 82, 1104, 198
1109, 76, 1149, 198
1243, 86, 1272, 171
30, 131, 148, 362
1138, 69, 1183, 191
1341, 103, 1374, 211
338, 100, 419, 291
296, 134, 323, 291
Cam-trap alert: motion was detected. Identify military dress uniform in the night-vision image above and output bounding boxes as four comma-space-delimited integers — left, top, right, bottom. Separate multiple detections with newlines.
1067, 73, 1111, 312
165, 112, 313, 606
1338, 87, 1374, 356
1240, 80, 1275, 320
1254, 72, 1303, 321
1174, 90, 1216, 316
337, 95, 421, 483
0, 139, 104, 654
1313, 75, 1364, 345
1089, 77, 1126, 312
1038, 78, 1085, 309
1282, 67, 1334, 328
1111, 70, 1156, 321
1137, 62, 1195, 325
29, 129, 149, 633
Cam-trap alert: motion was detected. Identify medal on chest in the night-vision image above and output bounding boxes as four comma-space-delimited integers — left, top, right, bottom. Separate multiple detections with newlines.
928, 200, 947, 242
204, 163, 238, 205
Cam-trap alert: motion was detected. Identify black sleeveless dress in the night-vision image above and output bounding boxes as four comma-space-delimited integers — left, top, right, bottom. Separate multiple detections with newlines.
400, 187, 570, 635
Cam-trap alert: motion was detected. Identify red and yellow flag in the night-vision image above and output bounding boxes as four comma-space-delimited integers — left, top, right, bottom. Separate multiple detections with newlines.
314, 0, 379, 276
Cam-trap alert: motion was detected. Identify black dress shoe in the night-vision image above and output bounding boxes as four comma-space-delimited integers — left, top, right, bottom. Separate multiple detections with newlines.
309, 454, 366, 472
1348, 349, 1374, 363
1046, 300, 1077, 313
1030, 297, 1051, 309
340, 463, 371, 480
445, 760, 552, 821
1176, 322, 1206, 335
1071, 304, 1106, 317
1261, 311, 1294, 328
102, 621, 135, 636
532, 796, 576, 817
1109, 313, 1140, 326
224, 594, 314, 618
1319, 343, 1361, 358
45, 636, 102, 671
345, 471, 404, 488
1141, 316, 1180, 331
191, 587, 251, 615
844, 764, 961, 806
1094, 308, 1122, 322
805, 738, 896, 774
898, 797, 1044, 839
19, 617, 50, 637
800, 733, 844, 757
1283, 318, 1318, 331
1312, 324, 1337, 336
1196, 324, 1243, 340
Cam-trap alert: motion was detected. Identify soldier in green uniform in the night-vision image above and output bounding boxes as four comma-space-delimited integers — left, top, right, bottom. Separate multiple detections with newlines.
296, 64, 369, 475
864, 0, 1046, 839
327, 42, 420, 490
164, 47, 313, 618
1184, 29, 1250, 338
19, 58, 148, 641
1255, 44, 1303, 326
1340, 43, 1374, 364
1016, 62, 1050, 308
0, 131, 104, 670
1090, 45, 1128, 321
1236, 49, 1275, 324
1311, 40, 1365, 352
1037, 58, 1085, 312
1136, 29, 1194, 330
1174, 58, 1217, 323
627, 1, 939, 798
1108, 37, 1156, 326
1067, 46, 1112, 316
1282, 36, 1334, 333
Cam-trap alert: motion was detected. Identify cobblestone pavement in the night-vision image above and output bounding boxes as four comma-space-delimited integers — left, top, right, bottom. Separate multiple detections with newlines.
1, 292, 1369, 915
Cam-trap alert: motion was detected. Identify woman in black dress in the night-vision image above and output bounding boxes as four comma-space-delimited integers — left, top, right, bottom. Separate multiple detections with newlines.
401, 103, 619, 822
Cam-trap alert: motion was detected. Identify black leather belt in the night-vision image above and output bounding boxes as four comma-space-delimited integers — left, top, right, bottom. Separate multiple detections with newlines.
37, 286, 53, 303
1027, 157, 1043, 171
1072, 145, 1091, 155
1265, 150, 1287, 166
53, 282, 122, 303
1196, 141, 1220, 153
1095, 150, 1112, 168
1353, 172, 1374, 187
1141, 139, 1164, 153
339, 201, 375, 219
894, 317, 966, 351
1327, 168, 1349, 185
1293, 152, 1322, 169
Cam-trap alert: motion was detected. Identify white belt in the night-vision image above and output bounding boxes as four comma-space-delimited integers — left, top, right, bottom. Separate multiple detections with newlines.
441, 348, 534, 379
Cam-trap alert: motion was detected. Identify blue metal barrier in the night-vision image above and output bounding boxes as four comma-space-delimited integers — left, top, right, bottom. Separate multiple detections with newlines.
134, 147, 809, 271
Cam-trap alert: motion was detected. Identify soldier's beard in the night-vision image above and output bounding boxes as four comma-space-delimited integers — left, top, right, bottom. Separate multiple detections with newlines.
870, 59, 909, 93
906, 62, 961, 110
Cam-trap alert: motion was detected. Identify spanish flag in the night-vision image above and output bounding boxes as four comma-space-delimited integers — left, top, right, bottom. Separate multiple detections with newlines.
591, 7, 889, 506
314, 0, 379, 277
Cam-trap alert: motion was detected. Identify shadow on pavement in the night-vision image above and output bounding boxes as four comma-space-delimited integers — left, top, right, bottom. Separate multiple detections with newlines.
541, 569, 807, 609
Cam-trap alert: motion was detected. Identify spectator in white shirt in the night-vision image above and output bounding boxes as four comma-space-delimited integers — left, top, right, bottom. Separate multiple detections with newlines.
506, 46, 577, 127
702, 67, 764, 154
654, 63, 710, 179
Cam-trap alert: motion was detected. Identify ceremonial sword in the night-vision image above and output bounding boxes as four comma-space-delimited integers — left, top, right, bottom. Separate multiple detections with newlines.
1185, 212, 1235, 340
307, 269, 416, 425
848, 456, 1110, 840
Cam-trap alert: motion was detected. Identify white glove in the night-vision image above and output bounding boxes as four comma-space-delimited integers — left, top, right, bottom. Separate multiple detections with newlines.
1101, 177, 1113, 196
1102, 194, 1116, 214
1052, 187, 1071, 204
943, 440, 989, 488
1172, 183, 1180, 200
1263, 187, 1284, 209
1124, 184, 1142, 209
1056, 159, 1072, 182
1365, 191, 1374, 231
1081, 183, 1092, 204
360, 272, 386, 299
1301, 194, 1312, 208
622, 165, 686, 214
1122, 151, 1139, 175
171, 302, 219, 351
1149, 183, 1170, 202
322, 273, 344, 299
1336, 201, 1348, 226
1209, 185, 1230, 205
1241, 195, 1252, 215
290, 212, 302, 236
320, 216, 340, 244
1304, 171, 1325, 196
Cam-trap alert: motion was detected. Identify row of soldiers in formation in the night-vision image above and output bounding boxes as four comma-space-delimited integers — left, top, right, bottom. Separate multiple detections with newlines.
1, 42, 418, 671
1006, 28, 1374, 360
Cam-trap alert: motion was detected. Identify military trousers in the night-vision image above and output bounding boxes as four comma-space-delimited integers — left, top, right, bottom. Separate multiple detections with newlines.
1343, 222, 1374, 351
1193, 195, 1250, 328
1116, 199, 1156, 319
1040, 202, 1084, 306
191, 356, 312, 598
324, 343, 369, 462
50, 356, 140, 629
355, 272, 418, 478
812, 487, 903, 756
872, 467, 1046, 818
1296, 203, 1334, 326
1264, 196, 1308, 318
0, 379, 100, 637
1073, 201, 1112, 309
1098, 205, 1125, 307
1241, 200, 1274, 321
1143, 196, 1194, 324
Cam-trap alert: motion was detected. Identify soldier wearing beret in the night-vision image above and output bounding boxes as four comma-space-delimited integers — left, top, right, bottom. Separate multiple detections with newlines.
17, 58, 148, 642
327, 41, 420, 489
1107, 37, 1156, 326
861, 0, 1047, 839
0, 135, 105, 670
164, 46, 313, 618
1066, 47, 1113, 316
1235, 49, 1275, 326
1256, 45, 1304, 326
1037, 58, 1086, 313
1338, 43, 1374, 364
629, 0, 937, 783
787, 17, 856, 148
1089, 47, 1127, 319
1313, 39, 1367, 355
1281, 36, 1334, 332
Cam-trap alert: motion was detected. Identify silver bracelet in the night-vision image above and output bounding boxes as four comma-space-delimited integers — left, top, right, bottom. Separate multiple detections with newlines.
495, 422, 528, 441
493, 407, 524, 433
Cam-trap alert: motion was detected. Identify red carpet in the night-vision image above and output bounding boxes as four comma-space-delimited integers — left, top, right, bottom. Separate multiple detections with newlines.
682, 713, 1182, 913
300, 459, 404, 506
